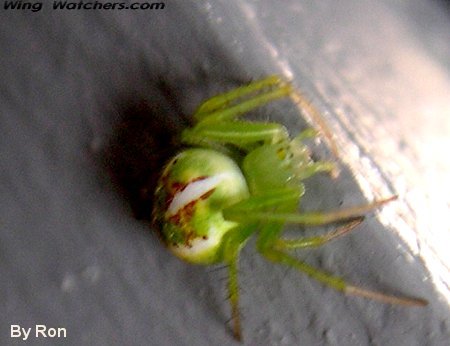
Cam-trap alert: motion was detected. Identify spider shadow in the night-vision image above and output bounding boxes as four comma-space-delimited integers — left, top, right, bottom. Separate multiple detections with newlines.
101, 79, 188, 222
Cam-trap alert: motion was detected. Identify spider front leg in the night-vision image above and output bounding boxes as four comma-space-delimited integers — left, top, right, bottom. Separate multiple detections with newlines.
224, 193, 428, 307
191, 75, 339, 156
225, 195, 398, 225
182, 120, 290, 149
275, 218, 364, 249
224, 190, 365, 249
193, 75, 291, 122
258, 234, 428, 306
183, 78, 295, 149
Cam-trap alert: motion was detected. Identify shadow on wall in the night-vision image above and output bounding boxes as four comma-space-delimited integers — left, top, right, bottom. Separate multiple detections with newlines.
101, 79, 190, 223
99, 67, 252, 220
99, 49, 252, 225
93, 1, 259, 227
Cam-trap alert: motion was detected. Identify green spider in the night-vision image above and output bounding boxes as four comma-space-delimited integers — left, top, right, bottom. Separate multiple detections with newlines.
152, 75, 427, 341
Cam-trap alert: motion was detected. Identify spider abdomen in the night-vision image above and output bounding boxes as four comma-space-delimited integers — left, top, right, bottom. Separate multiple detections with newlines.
153, 148, 249, 264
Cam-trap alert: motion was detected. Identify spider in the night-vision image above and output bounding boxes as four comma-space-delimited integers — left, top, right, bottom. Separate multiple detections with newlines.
152, 75, 427, 341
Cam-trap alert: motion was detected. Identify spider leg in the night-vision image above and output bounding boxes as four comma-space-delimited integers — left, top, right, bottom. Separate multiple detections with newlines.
194, 75, 287, 121
288, 85, 339, 158
193, 75, 339, 158
219, 224, 258, 341
224, 195, 398, 225
237, 194, 428, 307
227, 250, 242, 341
275, 218, 364, 250
256, 235, 427, 306
259, 247, 428, 306
223, 195, 397, 226
197, 85, 292, 125
182, 120, 289, 148
224, 191, 364, 249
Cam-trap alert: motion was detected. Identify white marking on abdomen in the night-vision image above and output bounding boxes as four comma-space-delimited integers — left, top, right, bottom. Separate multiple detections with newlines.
167, 173, 229, 217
